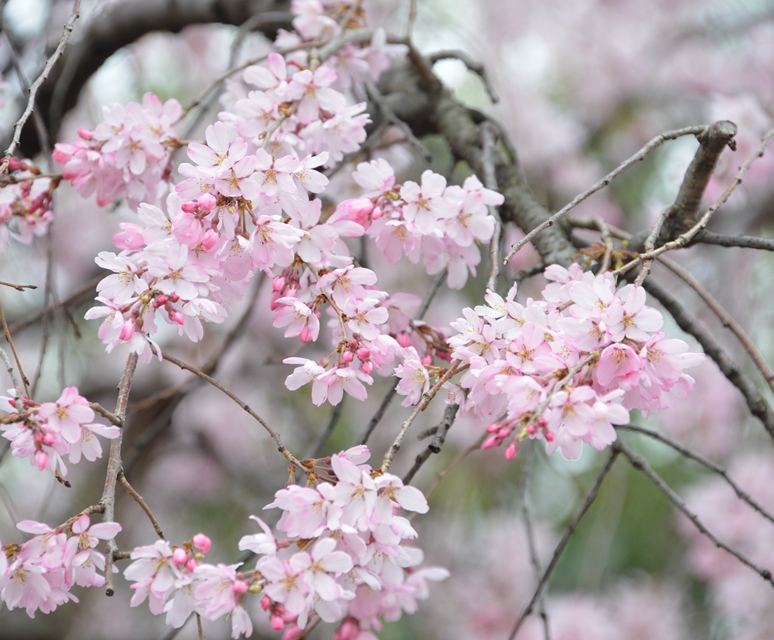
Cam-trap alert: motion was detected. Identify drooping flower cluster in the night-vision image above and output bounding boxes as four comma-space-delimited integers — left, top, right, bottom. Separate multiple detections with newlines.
0, 158, 57, 254
340, 162, 504, 289
123, 446, 446, 639
53, 93, 183, 208
0, 514, 121, 617
0, 387, 119, 476
407, 263, 705, 460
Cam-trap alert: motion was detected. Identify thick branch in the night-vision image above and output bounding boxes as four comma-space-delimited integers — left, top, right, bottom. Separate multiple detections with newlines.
17, 0, 291, 157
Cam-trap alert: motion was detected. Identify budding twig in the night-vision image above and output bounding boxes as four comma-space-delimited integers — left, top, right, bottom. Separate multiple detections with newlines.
1, 0, 81, 174
161, 351, 306, 473
503, 125, 708, 264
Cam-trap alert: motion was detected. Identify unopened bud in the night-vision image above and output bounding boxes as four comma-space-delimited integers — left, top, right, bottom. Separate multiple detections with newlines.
342, 351, 354, 363
505, 441, 519, 460
356, 348, 371, 360
192, 533, 211, 553
232, 580, 249, 595
172, 548, 187, 566
361, 361, 373, 375
77, 129, 93, 141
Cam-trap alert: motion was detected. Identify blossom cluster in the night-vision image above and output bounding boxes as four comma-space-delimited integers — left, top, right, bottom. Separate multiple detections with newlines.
123, 446, 447, 638
0, 514, 121, 617
0, 386, 119, 476
0, 159, 56, 254
402, 263, 704, 460
53, 93, 183, 208
344, 162, 503, 289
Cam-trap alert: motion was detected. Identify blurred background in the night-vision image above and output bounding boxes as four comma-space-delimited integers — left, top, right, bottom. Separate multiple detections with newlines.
1, 0, 774, 638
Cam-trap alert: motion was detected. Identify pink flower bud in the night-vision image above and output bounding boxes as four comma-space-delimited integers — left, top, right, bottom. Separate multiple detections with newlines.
120, 319, 136, 341
198, 193, 217, 212
77, 129, 94, 140
232, 580, 249, 595
481, 434, 501, 450
169, 311, 185, 325
35, 433, 44, 443
201, 229, 219, 251
273, 276, 286, 292
192, 533, 211, 553
505, 441, 519, 460
527, 425, 537, 435
337, 197, 374, 225
172, 548, 188, 565
342, 351, 354, 363
282, 624, 304, 640
181, 202, 198, 214
270, 615, 285, 631
538, 418, 547, 427
371, 206, 383, 220
397, 332, 411, 348
334, 619, 359, 640
299, 325, 313, 343
34, 450, 48, 470
42, 433, 55, 446
356, 348, 371, 360
156, 295, 168, 305
261, 596, 271, 610
545, 431, 554, 442
486, 422, 501, 433
421, 354, 433, 366
361, 361, 373, 374
186, 559, 197, 572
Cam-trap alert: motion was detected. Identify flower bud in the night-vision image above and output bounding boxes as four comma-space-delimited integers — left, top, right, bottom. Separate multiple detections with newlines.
361, 361, 373, 375
192, 533, 211, 553
172, 548, 187, 566
342, 351, 354, 363
505, 441, 519, 460
77, 129, 93, 140
356, 348, 371, 360
199, 193, 217, 212
232, 580, 249, 595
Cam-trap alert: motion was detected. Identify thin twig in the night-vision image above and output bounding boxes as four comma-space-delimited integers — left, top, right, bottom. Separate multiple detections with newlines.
507, 450, 619, 639
634, 206, 669, 285
7, 274, 101, 335
359, 269, 447, 445
309, 398, 345, 458
697, 231, 774, 251
0, 347, 22, 398
405, 0, 418, 39
616, 441, 774, 587
657, 257, 774, 391
427, 49, 499, 103
402, 402, 459, 484
503, 125, 707, 264
161, 351, 306, 473
101, 352, 139, 597
617, 424, 774, 526
89, 402, 121, 426
119, 472, 165, 540
519, 445, 551, 640
364, 80, 431, 162
642, 278, 774, 439
0, 301, 30, 397
380, 361, 464, 472
0, 281, 37, 292
1, 0, 81, 173
614, 126, 774, 277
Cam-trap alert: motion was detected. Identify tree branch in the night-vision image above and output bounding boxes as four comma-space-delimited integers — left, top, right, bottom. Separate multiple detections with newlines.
642, 278, 774, 438
507, 450, 619, 639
